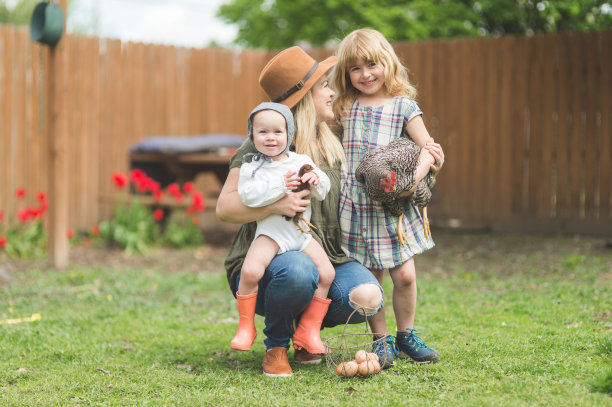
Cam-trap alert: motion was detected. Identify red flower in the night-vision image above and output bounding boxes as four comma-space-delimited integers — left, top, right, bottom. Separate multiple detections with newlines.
29, 208, 43, 220
153, 209, 164, 222
18, 209, 30, 222
0, 211, 3, 222
183, 182, 194, 194
38, 199, 49, 215
153, 189, 163, 202
91, 225, 100, 236
130, 169, 146, 183
112, 173, 128, 189
167, 183, 180, 196
67, 229, 74, 239
16, 188, 26, 199
190, 192, 205, 213
37, 192, 47, 202
139, 178, 153, 193
0, 236, 6, 248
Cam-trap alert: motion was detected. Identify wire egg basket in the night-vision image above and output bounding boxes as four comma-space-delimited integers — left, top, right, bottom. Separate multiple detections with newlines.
323, 308, 390, 377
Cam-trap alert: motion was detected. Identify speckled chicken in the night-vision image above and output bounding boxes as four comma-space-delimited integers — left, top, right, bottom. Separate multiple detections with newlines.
283, 164, 317, 233
355, 137, 436, 243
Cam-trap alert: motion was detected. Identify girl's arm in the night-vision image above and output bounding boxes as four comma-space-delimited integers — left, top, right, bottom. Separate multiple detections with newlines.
406, 115, 436, 182
400, 115, 445, 195
216, 168, 311, 224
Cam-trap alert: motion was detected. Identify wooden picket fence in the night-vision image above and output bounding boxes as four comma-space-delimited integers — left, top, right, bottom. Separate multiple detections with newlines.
1, 26, 610, 235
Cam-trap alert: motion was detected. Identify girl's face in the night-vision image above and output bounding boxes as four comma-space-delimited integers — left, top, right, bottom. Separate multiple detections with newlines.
348, 58, 386, 98
311, 74, 335, 123
251, 110, 288, 159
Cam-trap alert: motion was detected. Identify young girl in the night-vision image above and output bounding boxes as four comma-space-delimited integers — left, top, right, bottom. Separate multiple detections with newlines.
231, 102, 334, 355
332, 28, 445, 367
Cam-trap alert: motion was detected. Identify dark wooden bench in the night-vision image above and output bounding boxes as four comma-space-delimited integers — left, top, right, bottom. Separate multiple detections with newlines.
128, 134, 246, 189
114, 134, 247, 213
129, 152, 235, 187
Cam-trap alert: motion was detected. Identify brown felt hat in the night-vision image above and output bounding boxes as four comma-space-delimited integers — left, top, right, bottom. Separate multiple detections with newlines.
259, 46, 338, 109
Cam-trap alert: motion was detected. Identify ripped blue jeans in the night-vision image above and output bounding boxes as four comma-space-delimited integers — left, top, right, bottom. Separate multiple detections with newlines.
235, 250, 383, 350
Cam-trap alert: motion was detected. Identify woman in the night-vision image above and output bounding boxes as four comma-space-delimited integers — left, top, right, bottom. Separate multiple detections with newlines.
216, 46, 384, 377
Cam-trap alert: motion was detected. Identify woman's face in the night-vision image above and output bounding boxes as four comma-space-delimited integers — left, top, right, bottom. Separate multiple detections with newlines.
311, 74, 335, 123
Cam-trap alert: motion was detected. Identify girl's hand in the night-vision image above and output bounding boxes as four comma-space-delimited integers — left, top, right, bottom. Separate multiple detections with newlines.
284, 170, 301, 191
424, 142, 445, 174
301, 171, 319, 186
272, 189, 311, 217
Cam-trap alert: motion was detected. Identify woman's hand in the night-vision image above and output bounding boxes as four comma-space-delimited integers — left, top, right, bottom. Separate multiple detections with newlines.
424, 142, 445, 174
272, 189, 311, 218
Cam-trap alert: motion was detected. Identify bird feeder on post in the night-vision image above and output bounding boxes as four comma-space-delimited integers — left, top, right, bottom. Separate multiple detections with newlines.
29, 0, 69, 269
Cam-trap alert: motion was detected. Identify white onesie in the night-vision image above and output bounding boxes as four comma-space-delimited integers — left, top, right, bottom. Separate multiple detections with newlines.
238, 151, 330, 253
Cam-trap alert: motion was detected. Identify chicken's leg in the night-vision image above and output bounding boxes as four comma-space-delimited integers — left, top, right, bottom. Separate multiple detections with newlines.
422, 207, 431, 240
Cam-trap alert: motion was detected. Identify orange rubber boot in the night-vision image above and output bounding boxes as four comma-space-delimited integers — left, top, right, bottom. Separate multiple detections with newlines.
292, 296, 331, 354
230, 292, 258, 351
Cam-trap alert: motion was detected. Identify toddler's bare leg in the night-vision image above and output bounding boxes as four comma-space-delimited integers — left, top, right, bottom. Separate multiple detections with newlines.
302, 239, 335, 299
237, 235, 279, 295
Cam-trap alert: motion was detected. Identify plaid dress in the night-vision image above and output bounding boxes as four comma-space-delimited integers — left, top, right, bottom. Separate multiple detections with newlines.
339, 97, 435, 269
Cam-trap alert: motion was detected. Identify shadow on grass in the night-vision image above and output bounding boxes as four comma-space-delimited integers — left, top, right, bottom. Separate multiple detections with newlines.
146, 337, 269, 376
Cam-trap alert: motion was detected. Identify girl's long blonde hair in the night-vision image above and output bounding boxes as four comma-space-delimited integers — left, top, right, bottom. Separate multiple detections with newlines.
331, 28, 417, 119
293, 91, 345, 167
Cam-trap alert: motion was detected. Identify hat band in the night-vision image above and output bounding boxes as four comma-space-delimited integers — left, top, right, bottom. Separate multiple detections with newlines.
273, 61, 319, 103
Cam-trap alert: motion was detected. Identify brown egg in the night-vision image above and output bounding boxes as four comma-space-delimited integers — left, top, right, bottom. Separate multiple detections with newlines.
336, 361, 359, 377
358, 360, 376, 377
355, 349, 368, 364
370, 360, 381, 373
343, 360, 359, 377
336, 362, 347, 376
366, 352, 379, 362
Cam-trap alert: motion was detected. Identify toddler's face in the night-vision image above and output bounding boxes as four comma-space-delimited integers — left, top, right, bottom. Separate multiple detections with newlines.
251, 110, 288, 159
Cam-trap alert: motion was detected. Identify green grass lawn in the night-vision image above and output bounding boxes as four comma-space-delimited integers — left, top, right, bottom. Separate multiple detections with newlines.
1, 230, 611, 406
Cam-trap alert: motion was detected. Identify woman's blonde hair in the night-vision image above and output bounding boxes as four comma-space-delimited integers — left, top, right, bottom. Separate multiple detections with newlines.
293, 91, 345, 167
332, 28, 417, 119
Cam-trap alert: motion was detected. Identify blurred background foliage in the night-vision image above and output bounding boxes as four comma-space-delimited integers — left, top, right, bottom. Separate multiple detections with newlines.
0, 0, 75, 25
0, 0, 39, 25
2, 0, 611, 49
218, 0, 612, 49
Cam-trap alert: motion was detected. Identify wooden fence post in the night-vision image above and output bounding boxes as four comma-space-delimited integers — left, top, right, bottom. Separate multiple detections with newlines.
46, 0, 68, 269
